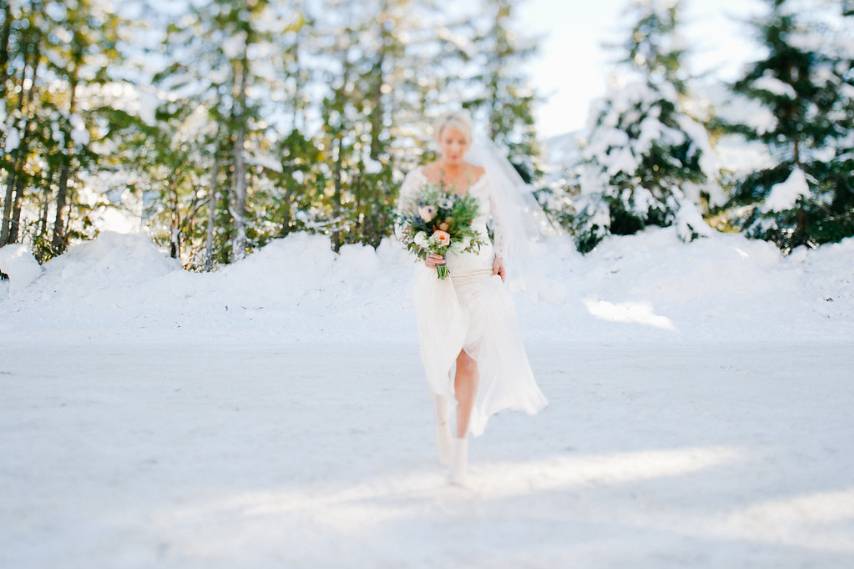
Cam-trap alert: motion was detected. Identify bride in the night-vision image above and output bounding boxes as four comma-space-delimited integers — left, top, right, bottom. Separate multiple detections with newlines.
395, 110, 549, 487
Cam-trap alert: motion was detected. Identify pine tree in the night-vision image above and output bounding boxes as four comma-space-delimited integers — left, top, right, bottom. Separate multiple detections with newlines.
0, 0, 126, 256
268, 3, 316, 241
618, 0, 688, 93
722, 0, 853, 252
572, 0, 723, 253
1, 1, 43, 246
152, 0, 289, 266
466, 0, 542, 182
0, 0, 556, 265
316, 0, 449, 250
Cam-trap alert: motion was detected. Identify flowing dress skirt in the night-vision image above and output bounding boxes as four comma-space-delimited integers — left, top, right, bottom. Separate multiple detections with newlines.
412, 242, 548, 437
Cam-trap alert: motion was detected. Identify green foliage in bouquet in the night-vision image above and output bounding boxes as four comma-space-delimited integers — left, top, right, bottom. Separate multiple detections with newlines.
395, 183, 487, 279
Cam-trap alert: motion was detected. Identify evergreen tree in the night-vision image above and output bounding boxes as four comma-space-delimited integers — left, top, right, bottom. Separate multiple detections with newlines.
0, 0, 126, 257
0, 0, 549, 266
267, 3, 317, 242
617, 0, 688, 93
152, 0, 292, 266
316, 0, 454, 250
315, 1, 372, 251
722, 0, 853, 252
572, 0, 723, 253
466, 0, 542, 182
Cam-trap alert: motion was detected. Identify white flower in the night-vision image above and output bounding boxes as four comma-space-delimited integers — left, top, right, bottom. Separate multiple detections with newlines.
413, 231, 428, 247
418, 205, 436, 222
439, 197, 454, 209
451, 235, 473, 253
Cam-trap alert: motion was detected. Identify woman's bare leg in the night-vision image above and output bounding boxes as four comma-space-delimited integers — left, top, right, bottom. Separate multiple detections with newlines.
453, 349, 479, 438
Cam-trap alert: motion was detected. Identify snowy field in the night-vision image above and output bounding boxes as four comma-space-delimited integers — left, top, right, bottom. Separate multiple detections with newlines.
2, 228, 854, 567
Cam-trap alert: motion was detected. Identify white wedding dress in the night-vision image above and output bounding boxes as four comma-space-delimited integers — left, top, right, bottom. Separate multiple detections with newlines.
397, 165, 549, 438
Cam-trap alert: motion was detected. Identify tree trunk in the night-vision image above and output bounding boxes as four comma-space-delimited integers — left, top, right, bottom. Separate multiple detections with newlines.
9, 164, 27, 242
169, 175, 180, 259
0, 3, 12, 102
52, 60, 80, 254
1, 33, 32, 244
9, 38, 41, 243
369, 54, 386, 160
38, 167, 55, 239
332, 134, 344, 250
281, 186, 291, 237
795, 206, 807, 249
1, 163, 16, 244
52, 163, 72, 251
291, 7, 306, 132
204, 139, 221, 271
230, 50, 249, 261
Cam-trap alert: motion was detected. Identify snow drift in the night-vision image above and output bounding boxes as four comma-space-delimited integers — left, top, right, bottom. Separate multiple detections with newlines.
0, 244, 41, 295
1, 228, 852, 346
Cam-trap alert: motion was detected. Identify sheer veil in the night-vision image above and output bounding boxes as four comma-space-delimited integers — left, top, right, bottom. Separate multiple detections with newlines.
465, 129, 561, 292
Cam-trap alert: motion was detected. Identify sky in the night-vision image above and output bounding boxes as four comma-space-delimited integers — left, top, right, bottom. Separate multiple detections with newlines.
519, 0, 765, 138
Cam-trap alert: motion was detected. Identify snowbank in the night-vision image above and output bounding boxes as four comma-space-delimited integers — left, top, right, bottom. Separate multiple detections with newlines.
1, 228, 852, 345
0, 244, 41, 296
30, 231, 181, 299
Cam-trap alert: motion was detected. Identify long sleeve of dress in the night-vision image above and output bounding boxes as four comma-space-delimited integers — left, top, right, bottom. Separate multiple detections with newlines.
395, 170, 422, 242
486, 176, 507, 259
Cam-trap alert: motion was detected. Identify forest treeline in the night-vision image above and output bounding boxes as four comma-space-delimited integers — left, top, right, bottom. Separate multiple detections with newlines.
0, 0, 851, 272
0, 0, 540, 268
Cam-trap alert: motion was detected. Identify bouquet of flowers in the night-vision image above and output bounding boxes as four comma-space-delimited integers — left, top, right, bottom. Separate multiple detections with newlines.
396, 182, 486, 279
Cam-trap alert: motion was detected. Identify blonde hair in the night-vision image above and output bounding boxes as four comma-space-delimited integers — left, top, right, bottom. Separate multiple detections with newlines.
433, 110, 473, 144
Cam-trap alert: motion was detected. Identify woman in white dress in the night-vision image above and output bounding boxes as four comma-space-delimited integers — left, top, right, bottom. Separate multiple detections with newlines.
396, 110, 549, 486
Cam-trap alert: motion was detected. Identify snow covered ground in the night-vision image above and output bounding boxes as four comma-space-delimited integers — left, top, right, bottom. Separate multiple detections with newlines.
1, 227, 852, 345
2, 340, 853, 568
1, 228, 853, 567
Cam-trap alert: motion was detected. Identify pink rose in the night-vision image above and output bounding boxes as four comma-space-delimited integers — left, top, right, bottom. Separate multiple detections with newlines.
432, 230, 450, 246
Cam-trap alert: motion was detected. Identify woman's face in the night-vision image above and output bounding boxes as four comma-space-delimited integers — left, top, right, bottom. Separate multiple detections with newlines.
438, 126, 469, 165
